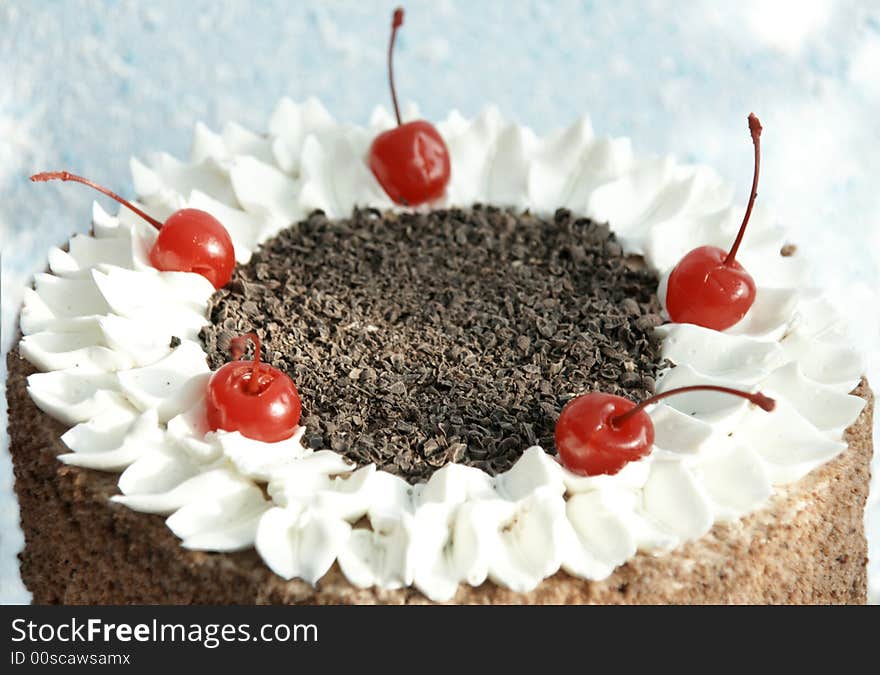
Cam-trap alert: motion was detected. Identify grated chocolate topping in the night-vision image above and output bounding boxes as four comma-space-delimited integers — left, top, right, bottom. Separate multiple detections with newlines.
200, 206, 664, 483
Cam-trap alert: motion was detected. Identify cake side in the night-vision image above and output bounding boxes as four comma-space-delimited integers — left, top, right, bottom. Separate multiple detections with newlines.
9, 343, 871, 604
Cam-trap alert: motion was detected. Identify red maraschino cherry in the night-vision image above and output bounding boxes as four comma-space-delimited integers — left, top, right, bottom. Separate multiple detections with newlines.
368, 7, 451, 206
555, 384, 775, 477
30, 171, 235, 290
205, 332, 302, 443
665, 114, 764, 330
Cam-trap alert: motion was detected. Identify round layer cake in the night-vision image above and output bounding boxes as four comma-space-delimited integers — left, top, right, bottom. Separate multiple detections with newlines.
7, 99, 873, 603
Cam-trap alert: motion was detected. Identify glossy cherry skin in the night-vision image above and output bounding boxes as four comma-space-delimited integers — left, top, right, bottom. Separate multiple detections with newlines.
205, 361, 301, 443
665, 245, 756, 331
554, 393, 654, 477
149, 208, 235, 290
368, 120, 451, 206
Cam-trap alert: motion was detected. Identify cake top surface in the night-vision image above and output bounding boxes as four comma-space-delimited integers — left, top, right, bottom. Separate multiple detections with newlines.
201, 206, 663, 482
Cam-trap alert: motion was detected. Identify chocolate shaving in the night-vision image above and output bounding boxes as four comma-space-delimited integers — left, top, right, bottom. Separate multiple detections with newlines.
200, 206, 664, 483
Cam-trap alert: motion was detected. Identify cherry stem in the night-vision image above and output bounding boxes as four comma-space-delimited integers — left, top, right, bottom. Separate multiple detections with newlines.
29, 171, 163, 231
387, 7, 405, 126
610, 384, 775, 429
230, 332, 263, 395
724, 113, 762, 266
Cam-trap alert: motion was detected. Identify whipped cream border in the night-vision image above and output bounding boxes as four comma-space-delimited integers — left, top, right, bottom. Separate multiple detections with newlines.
19, 98, 867, 601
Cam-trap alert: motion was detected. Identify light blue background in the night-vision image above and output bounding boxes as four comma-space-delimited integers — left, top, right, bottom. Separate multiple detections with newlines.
2, 0, 879, 603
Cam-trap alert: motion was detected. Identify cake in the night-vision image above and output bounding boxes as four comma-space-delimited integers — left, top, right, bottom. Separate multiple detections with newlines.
6, 85, 873, 603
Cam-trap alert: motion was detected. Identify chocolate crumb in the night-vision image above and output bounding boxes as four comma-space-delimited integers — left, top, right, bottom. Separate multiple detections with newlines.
169, 336, 181, 348
781, 243, 797, 257
200, 206, 664, 483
